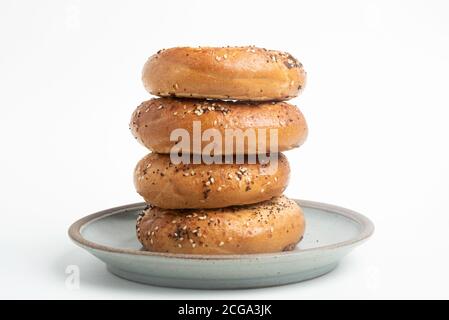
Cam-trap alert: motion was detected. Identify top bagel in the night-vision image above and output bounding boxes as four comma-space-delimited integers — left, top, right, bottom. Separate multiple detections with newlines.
142, 46, 306, 101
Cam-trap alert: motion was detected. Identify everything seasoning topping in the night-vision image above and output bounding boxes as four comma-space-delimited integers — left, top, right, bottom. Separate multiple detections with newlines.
284, 59, 296, 69
161, 214, 218, 249
193, 105, 204, 116
241, 46, 302, 69
205, 176, 215, 186
234, 166, 253, 191
193, 101, 230, 116
281, 53, 302, 69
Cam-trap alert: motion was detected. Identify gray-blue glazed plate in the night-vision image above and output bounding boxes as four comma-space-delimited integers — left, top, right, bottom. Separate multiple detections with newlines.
68, 200, 374, 289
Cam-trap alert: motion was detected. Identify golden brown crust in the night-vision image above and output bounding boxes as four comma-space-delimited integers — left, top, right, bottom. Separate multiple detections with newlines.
134, 153, 290, 209
136, 196, 305, 254
142, 46, 306, 101
130, 98, 308, 154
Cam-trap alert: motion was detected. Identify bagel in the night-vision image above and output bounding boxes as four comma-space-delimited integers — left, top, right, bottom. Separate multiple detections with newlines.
130, 98, 308, 155
134, 153, 290, 209
142, 46, 306, 101
136, 196, 305, 254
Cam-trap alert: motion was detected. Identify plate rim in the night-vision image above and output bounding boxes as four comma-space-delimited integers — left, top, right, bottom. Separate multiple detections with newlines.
68, 199, 374, 260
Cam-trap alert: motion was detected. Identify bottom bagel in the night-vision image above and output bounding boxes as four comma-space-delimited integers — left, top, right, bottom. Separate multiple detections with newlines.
136, 196, 305, 255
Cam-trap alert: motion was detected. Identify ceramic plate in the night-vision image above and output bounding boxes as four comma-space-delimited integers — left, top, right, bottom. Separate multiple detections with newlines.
68, 200, 374, 289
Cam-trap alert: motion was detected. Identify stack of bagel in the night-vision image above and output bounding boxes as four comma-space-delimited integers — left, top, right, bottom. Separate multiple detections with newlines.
130, 46, 308, 254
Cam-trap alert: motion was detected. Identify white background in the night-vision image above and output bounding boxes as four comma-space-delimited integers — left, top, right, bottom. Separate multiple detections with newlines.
1, 0, 448, 299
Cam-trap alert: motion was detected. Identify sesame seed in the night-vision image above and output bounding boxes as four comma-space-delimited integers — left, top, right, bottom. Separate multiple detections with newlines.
217, 186, 222, 191
189, 239, 194, 243
228, 237, 233, 241
192, 243, 196, 248
194, 109, 203, 116
179, 237, 184, 241
154, 226, 159, 231
183, 172, 190, 176
182, 225, 187, 230
173, 112, 178, 115
177, 244, 182, 248
172, 220, 177, 224
157, 105, 163, 109
150, 239, 154, 244
270, 227, 274, 232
